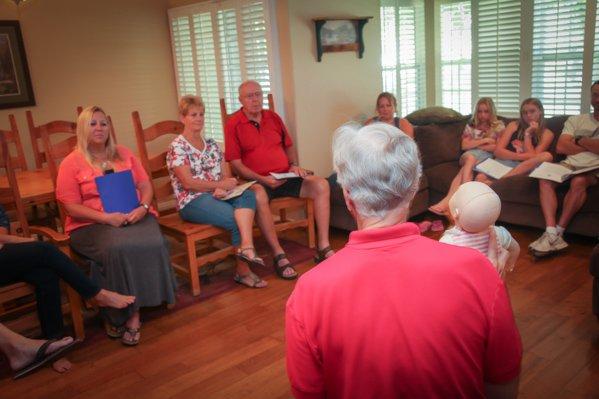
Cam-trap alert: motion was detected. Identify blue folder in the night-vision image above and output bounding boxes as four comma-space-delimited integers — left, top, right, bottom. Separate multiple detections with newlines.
95, 170, 139, 214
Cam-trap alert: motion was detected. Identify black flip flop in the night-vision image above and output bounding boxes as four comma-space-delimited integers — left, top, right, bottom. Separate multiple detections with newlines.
13, 338, 80, 380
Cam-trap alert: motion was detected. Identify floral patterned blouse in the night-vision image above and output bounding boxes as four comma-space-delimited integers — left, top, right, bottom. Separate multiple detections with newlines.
462, 121, 505, 140
166, 135, 223, 210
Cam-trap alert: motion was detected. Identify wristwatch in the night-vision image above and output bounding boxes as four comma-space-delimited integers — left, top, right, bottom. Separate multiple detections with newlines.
574, 136, 583, 146
140, 202, 149, 211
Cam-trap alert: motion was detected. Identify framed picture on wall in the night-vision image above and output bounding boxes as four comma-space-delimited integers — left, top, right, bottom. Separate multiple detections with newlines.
0, 21, 35, 109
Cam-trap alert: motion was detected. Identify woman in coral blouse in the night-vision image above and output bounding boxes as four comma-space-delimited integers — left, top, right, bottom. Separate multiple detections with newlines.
56, 106, 176, 346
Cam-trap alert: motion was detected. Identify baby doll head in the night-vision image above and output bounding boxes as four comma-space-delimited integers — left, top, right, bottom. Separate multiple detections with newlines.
448, 181, 501, 233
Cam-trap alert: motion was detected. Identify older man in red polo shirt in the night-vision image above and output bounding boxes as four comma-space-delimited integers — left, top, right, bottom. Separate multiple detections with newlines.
286, 123, 522, 399
225, 80, 333, 280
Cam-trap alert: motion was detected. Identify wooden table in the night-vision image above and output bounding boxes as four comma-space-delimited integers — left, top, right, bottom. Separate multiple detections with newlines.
0, 168, 54, 206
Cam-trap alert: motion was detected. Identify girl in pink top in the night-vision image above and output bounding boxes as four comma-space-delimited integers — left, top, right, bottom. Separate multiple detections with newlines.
56, 106, 176, 346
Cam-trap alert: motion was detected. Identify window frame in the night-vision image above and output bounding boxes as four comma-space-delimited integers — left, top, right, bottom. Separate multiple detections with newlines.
167, 0, 281, 142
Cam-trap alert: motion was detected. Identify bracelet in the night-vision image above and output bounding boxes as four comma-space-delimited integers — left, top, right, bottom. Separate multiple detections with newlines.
140, 202, 149, 211
289, 162, 298, 167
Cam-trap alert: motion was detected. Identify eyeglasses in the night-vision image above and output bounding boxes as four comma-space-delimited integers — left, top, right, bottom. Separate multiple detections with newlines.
244, 91, 263, 99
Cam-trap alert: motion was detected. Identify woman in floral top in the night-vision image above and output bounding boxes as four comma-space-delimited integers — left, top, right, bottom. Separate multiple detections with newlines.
167, 96, 267, 288
429, 97, 506, 215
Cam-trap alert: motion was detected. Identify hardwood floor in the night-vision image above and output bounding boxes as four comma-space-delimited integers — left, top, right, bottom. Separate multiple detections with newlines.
1, 224, 598, 398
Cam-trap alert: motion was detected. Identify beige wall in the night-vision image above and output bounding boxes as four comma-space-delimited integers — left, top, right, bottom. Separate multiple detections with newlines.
0, 0, 177, 167
2, 0, 383, 176
278, 0, 382, 176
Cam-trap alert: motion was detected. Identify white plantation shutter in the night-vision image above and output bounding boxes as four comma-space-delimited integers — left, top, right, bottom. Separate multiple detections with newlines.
475, 0, 521, 115
531, 0, 587, 116
171, 16, 196, 96
217, 8, 242, 115
242, 1, 272, 106
593, 3, 599, 82
192, 13, 221, 139
168, 0, 275, 142
380, 0, 426, 116
439, 1, 472, 115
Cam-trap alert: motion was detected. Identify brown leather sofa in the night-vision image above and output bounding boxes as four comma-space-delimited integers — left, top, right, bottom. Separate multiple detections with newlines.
591, 244, 599, 320
329, 114, 598, 238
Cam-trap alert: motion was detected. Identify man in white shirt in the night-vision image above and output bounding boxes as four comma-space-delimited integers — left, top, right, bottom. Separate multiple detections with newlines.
529, 81, 599, 255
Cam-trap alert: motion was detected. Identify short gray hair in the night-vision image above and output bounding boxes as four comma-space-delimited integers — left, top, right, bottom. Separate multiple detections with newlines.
333, 122, 422, 218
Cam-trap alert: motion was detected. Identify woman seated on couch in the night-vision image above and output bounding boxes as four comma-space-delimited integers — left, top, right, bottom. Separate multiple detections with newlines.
429, 97, 505, 215
365, 92, 414, 138
476, 97, 554, 185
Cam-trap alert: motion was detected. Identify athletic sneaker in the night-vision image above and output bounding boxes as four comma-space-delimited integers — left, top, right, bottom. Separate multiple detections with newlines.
528, 231, 569, 254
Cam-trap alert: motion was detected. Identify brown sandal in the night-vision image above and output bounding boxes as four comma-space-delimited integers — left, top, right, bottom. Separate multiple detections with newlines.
273, 253, 297, 280
234, 272, 268, 288
121, 325, 141, 346
104, 321, 125, 339
314, 246, 334, 264
236, 247, 265, 267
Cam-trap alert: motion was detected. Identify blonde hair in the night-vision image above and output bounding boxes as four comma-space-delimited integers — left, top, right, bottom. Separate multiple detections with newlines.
178, 95, 205, 116
471, 97, 502, 138
76, 106, 120, 167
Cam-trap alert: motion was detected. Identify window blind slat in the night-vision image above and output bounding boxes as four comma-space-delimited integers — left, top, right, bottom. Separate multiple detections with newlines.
531, 0, 586, 116
168, 0, 273, 142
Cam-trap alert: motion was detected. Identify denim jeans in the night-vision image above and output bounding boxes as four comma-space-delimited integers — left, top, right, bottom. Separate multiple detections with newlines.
179, 191, 256, 246
0, 241, 100, 338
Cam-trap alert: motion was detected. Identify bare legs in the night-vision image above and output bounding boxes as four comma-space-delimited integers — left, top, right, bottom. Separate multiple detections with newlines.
430, 154, 478, 214
250, 175, 333, 278
477, 152, 553, 185
299, 176, 332, 253
539, 173, 597, 230
0, 323, 73, 372
93, 289, 135, 309
502, 151, 552, 178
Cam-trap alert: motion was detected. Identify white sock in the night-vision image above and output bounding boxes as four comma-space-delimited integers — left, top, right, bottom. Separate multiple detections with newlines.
546, 226, 557, 235
556, 225, 565, 236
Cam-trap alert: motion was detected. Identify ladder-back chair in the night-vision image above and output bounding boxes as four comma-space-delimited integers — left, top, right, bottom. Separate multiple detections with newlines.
219, 93, 316, 248
0, 131, 84, 339
1, 114, 28, 171
132, 111, 235, 296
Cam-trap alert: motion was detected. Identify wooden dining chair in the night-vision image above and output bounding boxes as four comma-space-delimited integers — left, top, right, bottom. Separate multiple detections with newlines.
132, 111, 236, 296
219, 93, 316, 249
0, 114, 28, 171
0, 131, 85, 340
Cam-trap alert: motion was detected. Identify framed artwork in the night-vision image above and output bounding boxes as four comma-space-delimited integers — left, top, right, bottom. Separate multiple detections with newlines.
0, 21, 35, 109
313, 17, 371, 62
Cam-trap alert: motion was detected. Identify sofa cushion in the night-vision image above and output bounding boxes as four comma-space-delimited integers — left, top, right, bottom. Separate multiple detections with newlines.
491, 174, 599, 212
544, 115, 570, 161
415, 123, 465, 169
491, 175, 540, 206
424, 161, 460, 194
406, 106, 468, 126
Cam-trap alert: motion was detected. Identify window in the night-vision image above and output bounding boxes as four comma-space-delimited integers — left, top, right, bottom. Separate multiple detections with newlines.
593, 2, 599, 82
474, 0, 521, 115
168, 0, 275, 141
531, 0, 587, 116
380, 0, 426, 116
439, 1, 472, 115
